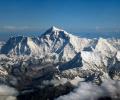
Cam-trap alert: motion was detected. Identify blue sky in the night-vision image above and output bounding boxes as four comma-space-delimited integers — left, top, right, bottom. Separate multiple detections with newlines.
0, 0, 120, 33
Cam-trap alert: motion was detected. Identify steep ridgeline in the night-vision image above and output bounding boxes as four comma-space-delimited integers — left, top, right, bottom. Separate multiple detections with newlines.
81, 38, 120, 80
0, 26, 120, 88
0, 26, 96, 61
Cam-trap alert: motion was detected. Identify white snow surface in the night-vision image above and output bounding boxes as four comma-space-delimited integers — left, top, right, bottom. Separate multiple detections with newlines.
0, 26, 120, 80
0, 26, 96, 61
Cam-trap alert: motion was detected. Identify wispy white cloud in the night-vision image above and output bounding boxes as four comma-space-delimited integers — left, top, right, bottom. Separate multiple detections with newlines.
56, 80, 120, 100
95, 26, 120, 33
0, 85, 18, 100
3, 26, 16, 30
95, 26, 100, 31
2, 26, 30, 30
0, 25, 43, 32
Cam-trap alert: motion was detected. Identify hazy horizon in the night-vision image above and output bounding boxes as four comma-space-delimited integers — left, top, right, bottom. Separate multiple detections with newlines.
0, 30, 120, 41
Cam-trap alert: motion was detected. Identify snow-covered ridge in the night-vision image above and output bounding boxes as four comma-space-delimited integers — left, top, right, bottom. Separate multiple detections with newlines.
0, 26, 120, 100
0, 26, 120, 68
0, 26, 120, 89
0, 26, 96, 61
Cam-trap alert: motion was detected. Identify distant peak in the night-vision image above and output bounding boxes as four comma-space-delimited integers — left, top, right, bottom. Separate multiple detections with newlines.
43, 26, 62, 35
42, 26, 72, 37
51, 26, 57, 29
50, 26, 61, 31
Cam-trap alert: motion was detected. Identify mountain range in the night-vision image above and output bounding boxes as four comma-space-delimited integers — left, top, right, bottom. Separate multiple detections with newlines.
0, 26, 96, 60
0, 26, 120, 100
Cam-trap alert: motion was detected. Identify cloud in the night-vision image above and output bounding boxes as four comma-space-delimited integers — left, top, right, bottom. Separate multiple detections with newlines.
56, 80, 120, 100
0, 85, 18, 100
0, 25, 44, 33
0, 25, 38, 32
95, 26, 101, 31
2, 26, 30, 30
3, 26, 16, 30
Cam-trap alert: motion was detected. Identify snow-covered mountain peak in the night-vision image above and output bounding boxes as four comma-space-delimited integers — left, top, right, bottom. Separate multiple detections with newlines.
95, 37, 119, 57
45, 26, 63, 33
0, 27, 96, 61
50, 26, 60, 31
41, 26, 71, 39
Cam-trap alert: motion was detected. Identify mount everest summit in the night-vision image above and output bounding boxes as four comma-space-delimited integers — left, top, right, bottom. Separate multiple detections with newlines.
0, 26, 120, 100
0, 26, 96, 61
